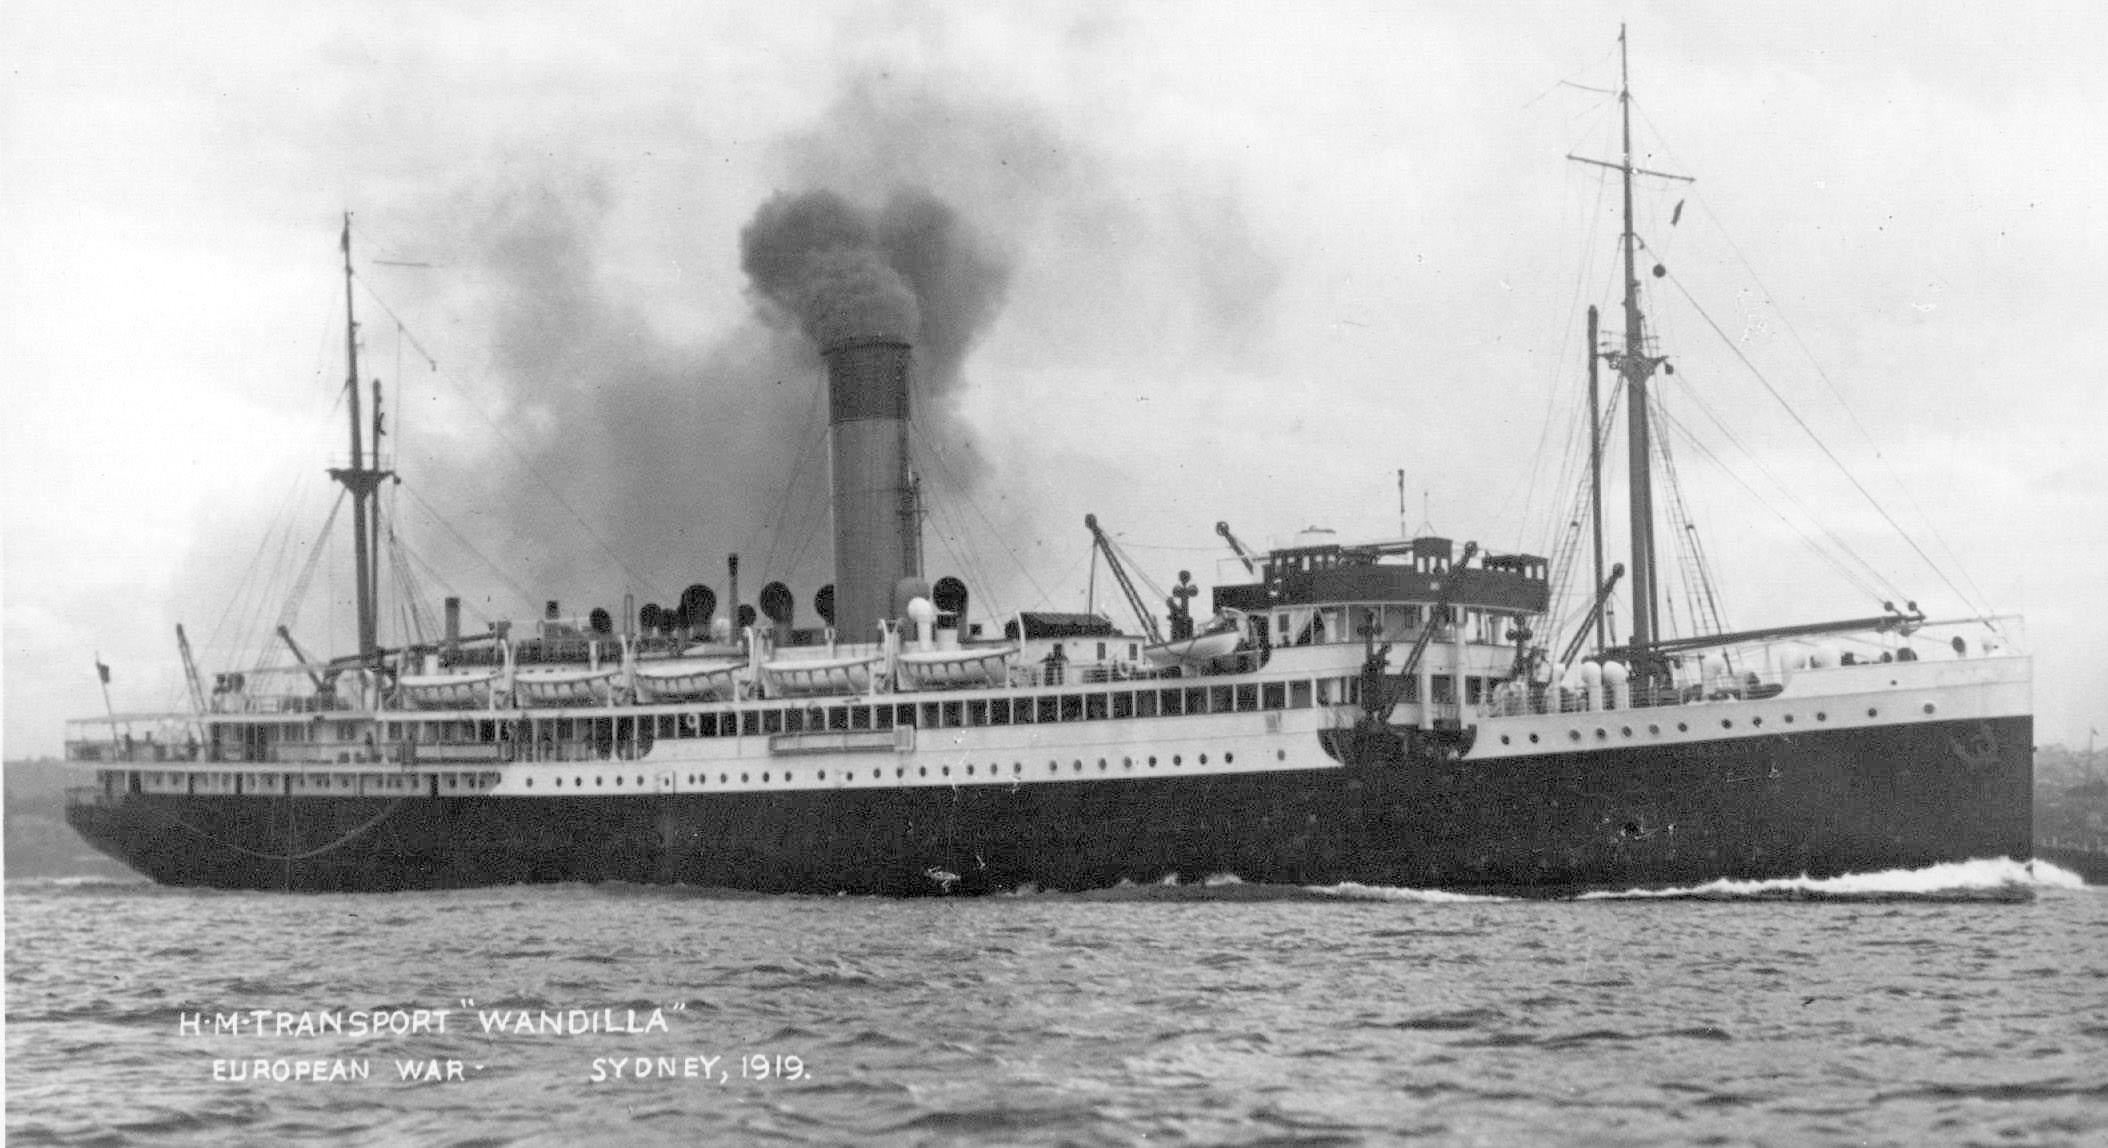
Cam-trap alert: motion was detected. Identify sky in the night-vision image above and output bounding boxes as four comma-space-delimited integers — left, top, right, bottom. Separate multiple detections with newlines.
4, 0, 2105, 758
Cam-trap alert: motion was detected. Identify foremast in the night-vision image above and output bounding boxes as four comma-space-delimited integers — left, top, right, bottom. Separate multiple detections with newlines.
327, 214, 392, 672
1569, 26, 1692, 668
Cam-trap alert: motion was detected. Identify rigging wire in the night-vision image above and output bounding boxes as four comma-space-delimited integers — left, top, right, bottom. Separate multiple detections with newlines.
1658, 270, 1967, 608
1630, 95, 1995, 621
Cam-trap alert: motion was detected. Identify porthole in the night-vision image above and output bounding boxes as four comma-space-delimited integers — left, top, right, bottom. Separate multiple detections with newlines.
763, 772, 771, 782
739, 773, 749, 783
1501, 735, 1512, 745
525, 778, 534, 788
1620, 727, 1632, 737
873, 769, 882, 779
1528, 733, 1540, 744
1816, 712, 1827, 722
1867, 708, 1878, 718
1049, 762, 1058, 773
637, 775, 645, 785
1013, 762, 1022, 774
1225, 752, 1234, 764
1676, 723, 1688, 733
896, 767, 904, 777
1923, 703, 1936, 715
1073, 760, 1083, 772
1783, 715, 1794, 724
595, 777, 604, 787
1149, 756, 1159, 767
918, 767, 927, 777
1276, 749, 1286, 761
1595, 729, 1607, 740
1098, 758, 1108, 771
688, 774, 697, 784
1199, 754, 1209, 764
1569, 730, 1581, 741
818, 770, 827, 780
1751, 716, 1762, 727
1647, 724, 1660, 735
718, 773, 727, 783
942, 766, 951, 777
965, 765, 973, 776
1124, 757, 1134, 769
615, 776, 624, 786
1173, 755, 1183, 765
1721, 719, 1732, 729
554, 778, 563, 788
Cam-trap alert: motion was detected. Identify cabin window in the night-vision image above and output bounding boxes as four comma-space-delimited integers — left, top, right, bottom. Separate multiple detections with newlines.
872, 706, 893, 731
987, 700, 1010, 726
1111, 693, 1134, 720
1262, 683, 1286, 710
1290, 681, 1313, 708
1210, 686, 1234, 713
1160, 689, 1183, 716
1316, 679, 1331, 705
1466, 677, 1485, 704
1432, 675, 1456, 704
1096, 642, 1108, 660
1128, 644, 1139, 661
1084, 694, 1107, 720
920, 703, 942, 729
1234, 684, 1258, 712
1136, 690, 1159, 717
938, 701, 960, 727
967, 700, 990, 726
1397, 675, 1420, 703
1059, 695, 1083, 722
1185, 687, 1209, 715
478, 721, 496, 742
740, 712, 760, 737
1037, 696, 1060, 724
762, 710, 783, 735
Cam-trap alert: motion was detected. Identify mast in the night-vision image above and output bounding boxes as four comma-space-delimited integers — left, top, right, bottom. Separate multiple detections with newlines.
1586, 303, 1605, 650
1615, 25, 1661, 652
328, 214, 390, 670
1568, 28, 1691, 659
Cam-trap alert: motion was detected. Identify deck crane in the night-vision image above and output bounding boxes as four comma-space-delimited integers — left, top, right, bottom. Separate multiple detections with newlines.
1360, 541, 1479, 728
1559, 564, 1627, 667
1084, 514, 1164, 645
276, 625, 331, 694
1215, 521, 1260, 575
174, 624, 207, 714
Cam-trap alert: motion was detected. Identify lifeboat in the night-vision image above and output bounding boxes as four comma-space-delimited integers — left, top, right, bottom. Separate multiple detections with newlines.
632, 657, 744, 703
761, 653, 882, 697
512, 666, 619, 706
397, 670, 499, 710
895, 645, 1019, 689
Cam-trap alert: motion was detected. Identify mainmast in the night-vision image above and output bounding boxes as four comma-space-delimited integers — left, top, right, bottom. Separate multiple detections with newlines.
328, 214, 391, 670
1568, 25, 1691, 658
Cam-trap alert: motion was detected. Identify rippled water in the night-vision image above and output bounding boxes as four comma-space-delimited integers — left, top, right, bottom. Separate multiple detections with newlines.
7, 860, 2105, 1146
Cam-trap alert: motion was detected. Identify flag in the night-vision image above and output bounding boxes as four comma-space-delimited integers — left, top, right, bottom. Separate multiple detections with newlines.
96, 659, 110, 685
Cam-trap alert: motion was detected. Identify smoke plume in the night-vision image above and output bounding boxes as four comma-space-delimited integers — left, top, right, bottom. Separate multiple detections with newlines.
740, 185, 1011, 410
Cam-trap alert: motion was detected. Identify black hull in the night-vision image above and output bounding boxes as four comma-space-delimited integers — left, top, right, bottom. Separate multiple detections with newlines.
67, 715, 2032, 895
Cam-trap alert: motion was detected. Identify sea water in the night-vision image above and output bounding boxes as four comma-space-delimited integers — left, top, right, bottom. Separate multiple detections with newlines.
6, 860, 2104, 1146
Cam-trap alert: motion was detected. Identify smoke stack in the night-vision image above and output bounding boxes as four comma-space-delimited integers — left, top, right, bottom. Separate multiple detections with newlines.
824, 335, 920, 640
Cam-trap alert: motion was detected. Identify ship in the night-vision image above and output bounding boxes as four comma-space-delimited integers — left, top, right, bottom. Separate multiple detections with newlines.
61, 30, 2032, 895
